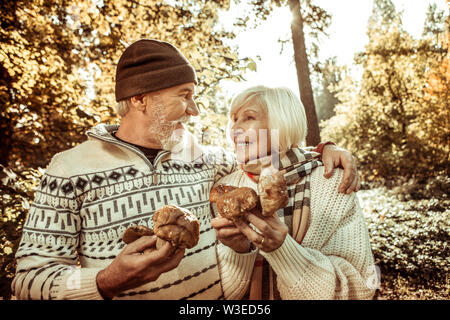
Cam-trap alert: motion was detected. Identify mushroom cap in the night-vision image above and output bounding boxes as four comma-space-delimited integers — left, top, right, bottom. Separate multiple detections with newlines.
258, 171, 289, 216
152, 204, 200, 249
122, 225, 154, 244
209, 184, 237, 203
215, 187, 259, 221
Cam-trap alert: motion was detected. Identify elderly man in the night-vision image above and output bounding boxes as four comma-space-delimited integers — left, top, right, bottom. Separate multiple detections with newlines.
12, 39, 360, 300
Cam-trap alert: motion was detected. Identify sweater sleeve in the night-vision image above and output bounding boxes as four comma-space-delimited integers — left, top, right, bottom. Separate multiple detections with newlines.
260, 167, 376, 300
11, 157, 104, 300
216, 243, 258, 300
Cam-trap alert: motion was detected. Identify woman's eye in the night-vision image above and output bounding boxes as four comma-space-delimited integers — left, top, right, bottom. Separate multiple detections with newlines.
246, 116, 255, 120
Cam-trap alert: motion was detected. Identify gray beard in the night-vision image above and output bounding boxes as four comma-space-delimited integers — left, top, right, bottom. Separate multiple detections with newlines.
148, 117, 190, 151
147, 98, 191, 151
160, 127, 185, 151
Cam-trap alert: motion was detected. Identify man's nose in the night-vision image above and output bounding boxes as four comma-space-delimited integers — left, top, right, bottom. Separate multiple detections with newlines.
186, 100, 199, 116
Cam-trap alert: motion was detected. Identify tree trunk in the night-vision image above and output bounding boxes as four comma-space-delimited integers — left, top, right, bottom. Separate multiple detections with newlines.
288, 0, 320, 146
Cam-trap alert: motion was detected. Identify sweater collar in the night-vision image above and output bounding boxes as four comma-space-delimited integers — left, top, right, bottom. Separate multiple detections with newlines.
86, 123, 206, 166
86, 124, 170, 168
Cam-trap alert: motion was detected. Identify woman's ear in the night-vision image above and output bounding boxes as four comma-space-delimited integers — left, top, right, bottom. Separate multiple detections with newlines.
129, 94, 146, 112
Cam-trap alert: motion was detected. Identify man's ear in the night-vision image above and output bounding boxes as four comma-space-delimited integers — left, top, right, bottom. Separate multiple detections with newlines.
129, 94, 146, 112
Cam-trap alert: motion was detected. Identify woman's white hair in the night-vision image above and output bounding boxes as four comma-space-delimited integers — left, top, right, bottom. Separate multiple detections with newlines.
115, 99, 131, 117
229, 85, 307, 152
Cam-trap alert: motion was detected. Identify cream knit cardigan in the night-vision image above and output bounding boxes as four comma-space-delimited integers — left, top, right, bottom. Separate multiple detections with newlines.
215, 166, 376, 300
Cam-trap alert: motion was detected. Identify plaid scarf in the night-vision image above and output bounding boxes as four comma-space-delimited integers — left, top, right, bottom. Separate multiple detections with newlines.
242, 147, 322, 300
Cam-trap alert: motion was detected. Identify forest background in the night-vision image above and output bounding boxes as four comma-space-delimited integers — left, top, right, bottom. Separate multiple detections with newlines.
0, 0, 448, 300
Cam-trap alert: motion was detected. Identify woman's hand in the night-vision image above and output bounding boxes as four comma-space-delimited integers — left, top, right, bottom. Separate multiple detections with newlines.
234, 212, 288, 253
322, 144, 361, 194
211, 216, 251, 253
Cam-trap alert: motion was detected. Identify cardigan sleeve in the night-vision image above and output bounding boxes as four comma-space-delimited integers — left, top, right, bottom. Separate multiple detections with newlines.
216, 243, 258, 300
260, 167, 376, 300
11, 156, 104, 300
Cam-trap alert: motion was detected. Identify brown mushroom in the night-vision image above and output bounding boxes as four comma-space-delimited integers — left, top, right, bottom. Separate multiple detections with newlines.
209, 184, 238, 203
122, 225, 156, 254
212, 185, 259, 221
152, 204, 200, 250
258, 171, 289, 216
122, 225, 154, 244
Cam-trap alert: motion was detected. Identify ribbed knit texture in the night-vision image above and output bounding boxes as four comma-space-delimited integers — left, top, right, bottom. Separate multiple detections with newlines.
215, 166, 376, 300
12, 124, 237, 300
216, 244, 257, 300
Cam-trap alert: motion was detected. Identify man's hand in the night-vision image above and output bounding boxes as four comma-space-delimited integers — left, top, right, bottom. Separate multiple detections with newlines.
96, 235, 185, 299
211, 216, 251, 253
322, 144, 360, 194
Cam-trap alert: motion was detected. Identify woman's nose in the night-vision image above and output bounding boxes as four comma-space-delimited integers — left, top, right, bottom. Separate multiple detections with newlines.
230, 126, 244, 140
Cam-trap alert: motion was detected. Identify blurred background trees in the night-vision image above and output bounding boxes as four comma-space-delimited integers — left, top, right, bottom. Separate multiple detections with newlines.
321, 0, 449, 180
0, 0, 254, 171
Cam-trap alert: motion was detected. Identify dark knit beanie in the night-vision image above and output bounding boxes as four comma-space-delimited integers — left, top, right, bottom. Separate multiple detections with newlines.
115, 39, 197, 102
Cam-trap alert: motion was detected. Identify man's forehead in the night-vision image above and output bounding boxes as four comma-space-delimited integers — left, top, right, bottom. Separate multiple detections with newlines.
175, 82, 195, 93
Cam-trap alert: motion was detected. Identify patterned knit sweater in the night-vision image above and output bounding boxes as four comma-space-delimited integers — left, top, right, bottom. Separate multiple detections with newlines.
215, 167, 376, 300
11, 124, 237, 300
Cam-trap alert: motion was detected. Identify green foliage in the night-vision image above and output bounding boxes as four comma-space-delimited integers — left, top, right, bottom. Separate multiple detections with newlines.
321, 2, 449, 180
359, 185, 450, 300
0, 0, 252, 170
314, 57, 343, 122
0, 165, 41, 299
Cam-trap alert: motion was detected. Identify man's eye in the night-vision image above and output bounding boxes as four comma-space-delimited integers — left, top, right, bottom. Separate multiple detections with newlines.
247, 116, 255, 120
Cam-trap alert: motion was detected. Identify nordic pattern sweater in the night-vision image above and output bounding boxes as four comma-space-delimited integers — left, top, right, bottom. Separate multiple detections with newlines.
11, 124, 237, 300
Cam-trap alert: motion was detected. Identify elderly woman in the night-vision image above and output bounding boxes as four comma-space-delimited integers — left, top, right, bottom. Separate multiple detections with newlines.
212, 85, 376, 300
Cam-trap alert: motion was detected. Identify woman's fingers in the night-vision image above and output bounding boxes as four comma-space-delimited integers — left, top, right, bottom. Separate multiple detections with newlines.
217, 226, 244, 239
212, 216, 245, 239
211, 216, 235, 229
234, 219, 264, 244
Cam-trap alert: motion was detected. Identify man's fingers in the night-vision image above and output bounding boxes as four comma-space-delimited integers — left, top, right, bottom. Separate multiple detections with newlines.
323, 157, 334, 179
339, 157, 355, 193
355, 174, 361, 192
346, 170, 361, 194
160, 248, 185, 269
125, 235, 157, 254
146, 248, 186, 279
345, 173, 358, 194
139, 241, 177, 265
